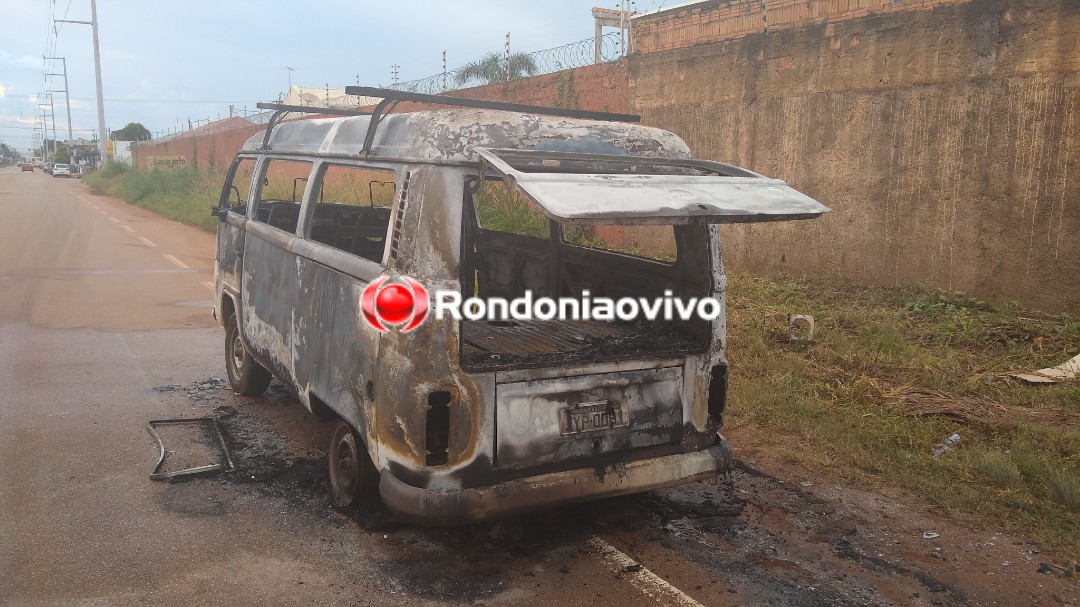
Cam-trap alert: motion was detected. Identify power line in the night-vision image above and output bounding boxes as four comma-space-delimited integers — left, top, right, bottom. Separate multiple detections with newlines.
63, 97, 263, 104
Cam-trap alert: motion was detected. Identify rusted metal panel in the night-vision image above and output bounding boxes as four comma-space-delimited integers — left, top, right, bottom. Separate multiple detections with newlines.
473, 147, 831, 225
495, 366, 685, 469
378, 442, 733, 524
243, 110, 693, 164
214, 106, 829, 522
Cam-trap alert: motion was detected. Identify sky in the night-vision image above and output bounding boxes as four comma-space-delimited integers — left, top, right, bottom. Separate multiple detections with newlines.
0, 0, 666, 155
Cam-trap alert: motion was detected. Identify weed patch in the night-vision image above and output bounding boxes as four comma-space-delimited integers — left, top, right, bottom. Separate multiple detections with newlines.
726, 273, 1080, 561
85, 165, 223, 231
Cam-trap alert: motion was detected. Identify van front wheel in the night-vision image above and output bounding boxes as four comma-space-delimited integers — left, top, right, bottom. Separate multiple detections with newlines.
225, 312, 272, 396
328, 421, 378, 508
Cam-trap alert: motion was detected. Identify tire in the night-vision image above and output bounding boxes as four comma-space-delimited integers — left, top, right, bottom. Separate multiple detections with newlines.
328, 421, 379, 508
224, 312, 272, 396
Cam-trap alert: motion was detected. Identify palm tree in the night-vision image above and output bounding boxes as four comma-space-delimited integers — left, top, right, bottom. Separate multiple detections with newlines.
454, 51, 539, 87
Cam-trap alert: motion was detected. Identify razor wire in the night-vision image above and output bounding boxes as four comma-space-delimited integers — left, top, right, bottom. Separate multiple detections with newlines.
147, 33, 627, 142
395, 32, 625, 95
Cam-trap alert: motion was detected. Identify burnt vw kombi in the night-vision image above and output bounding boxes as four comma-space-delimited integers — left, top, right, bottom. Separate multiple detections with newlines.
212, 87, 829, 523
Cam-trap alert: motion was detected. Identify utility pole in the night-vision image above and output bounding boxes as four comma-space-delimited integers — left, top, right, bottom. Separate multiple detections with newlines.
504, 33, 511, 83
40, 110, 49, 158
620, 0, 627, 57
46, 93, 57, 155
442, 51, 447, 92
391, 64, 399, 89
39, 96, 57, 159
56, 0, 108, 164
45, 56, 73, 142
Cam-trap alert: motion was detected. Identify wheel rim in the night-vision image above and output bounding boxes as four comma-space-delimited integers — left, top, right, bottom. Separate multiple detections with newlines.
330, 427, 360, 506
229, 332, 245, 377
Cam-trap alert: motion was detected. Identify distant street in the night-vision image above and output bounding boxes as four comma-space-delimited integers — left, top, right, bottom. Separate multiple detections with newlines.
0, 166, 1076, 607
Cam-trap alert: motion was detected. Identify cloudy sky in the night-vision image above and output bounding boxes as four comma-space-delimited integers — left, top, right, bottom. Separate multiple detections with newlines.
1, 0, 660, 154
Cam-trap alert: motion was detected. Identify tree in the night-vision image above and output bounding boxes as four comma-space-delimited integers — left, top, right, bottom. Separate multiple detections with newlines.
111, 122, 151, 142
454, 51, 539, 87
54, 142, 70, 164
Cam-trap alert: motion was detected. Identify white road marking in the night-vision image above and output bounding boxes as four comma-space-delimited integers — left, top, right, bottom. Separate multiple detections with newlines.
109, 217, 120, 223
121, 226, 135, 233
137, 237, 157, 248
202, 281, 215, 291
585, 536, 704, 607
162, 254, 189, 269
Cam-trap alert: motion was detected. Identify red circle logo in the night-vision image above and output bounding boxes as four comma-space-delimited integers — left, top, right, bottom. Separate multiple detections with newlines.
361, 276, 429, 332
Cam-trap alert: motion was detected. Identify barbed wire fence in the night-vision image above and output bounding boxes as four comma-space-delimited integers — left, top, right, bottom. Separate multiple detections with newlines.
147, 32, 626, 143
394, 32, 624, 95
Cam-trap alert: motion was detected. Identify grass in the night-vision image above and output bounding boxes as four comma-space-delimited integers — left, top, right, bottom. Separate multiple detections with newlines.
84, 163, 223, 232
474, 179, 549, 238
725, 273, 1080, 562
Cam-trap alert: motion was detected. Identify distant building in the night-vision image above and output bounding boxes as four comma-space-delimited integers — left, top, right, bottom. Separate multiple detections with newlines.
67, 138, 99, 168
281, 86, 381, 109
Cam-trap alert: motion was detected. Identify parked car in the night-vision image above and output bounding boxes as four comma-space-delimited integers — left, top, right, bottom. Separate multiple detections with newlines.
21, 163, 33, 172
52, 163, 71, 178
211, 87, 829, 524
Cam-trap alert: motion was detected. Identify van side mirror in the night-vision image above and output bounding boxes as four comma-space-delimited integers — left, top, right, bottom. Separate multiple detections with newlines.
211, 207, 228, 220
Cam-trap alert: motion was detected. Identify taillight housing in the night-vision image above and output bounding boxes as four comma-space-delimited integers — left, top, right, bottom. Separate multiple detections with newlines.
425, 390, 452, 466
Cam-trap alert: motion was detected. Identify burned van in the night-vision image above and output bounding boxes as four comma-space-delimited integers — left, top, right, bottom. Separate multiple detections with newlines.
211, 87, 829, 523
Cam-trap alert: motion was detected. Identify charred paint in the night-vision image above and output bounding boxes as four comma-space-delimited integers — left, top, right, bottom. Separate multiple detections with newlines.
212, 107, 827, 523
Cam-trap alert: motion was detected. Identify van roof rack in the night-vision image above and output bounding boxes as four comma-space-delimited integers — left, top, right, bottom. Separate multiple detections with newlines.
345, 86, 641, 156
255, 87, 642, 154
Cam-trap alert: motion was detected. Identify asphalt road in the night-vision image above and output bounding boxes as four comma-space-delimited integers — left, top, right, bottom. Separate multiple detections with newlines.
1, 166, 1076, 607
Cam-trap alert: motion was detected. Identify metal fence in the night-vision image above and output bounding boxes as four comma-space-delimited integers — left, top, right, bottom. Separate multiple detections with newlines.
147, 32, 627, 143
394, 32, 625, 95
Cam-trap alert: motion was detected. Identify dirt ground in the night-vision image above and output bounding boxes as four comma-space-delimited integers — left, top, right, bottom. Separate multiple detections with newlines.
154, 373, 1080, 607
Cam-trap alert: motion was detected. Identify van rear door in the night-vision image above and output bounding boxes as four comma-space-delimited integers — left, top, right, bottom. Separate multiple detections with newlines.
470, 148, 829, 470
473, 147, 830, 225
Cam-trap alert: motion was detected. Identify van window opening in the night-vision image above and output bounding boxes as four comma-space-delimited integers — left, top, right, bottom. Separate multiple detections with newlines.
460, 177, 710, 372
308, 164, 397, 263
253, 159, 314, 234
221, 157, 256, 214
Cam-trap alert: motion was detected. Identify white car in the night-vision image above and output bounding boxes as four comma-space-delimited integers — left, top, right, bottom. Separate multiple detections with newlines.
52, 163, 71, 178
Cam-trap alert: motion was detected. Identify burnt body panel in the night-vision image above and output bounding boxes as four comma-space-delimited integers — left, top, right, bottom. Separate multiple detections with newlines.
495, 366, 685, 469
209, 107, 827, 523
241, 221, 300, 389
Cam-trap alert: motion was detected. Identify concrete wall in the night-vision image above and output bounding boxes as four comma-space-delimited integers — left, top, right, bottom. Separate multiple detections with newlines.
630, 0, 1080, 311
448, 61, 629, 113
130, 62, 629, 172
131, 120, 264, 172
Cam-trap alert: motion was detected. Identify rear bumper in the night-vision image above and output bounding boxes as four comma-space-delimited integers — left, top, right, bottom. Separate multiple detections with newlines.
379, 439, 732, 525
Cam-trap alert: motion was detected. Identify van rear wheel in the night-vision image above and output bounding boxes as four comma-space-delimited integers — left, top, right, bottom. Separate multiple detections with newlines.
328, 421, 378, 508
224, 312, 272, 396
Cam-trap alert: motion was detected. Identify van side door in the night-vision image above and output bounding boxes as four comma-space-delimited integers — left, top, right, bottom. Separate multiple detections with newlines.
215, 156, 256, 301
292, 162, 397, 434
240, 157, 314, 390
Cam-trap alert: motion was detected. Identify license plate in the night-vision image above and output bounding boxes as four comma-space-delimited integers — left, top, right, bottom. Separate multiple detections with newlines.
559, 400, 630, 435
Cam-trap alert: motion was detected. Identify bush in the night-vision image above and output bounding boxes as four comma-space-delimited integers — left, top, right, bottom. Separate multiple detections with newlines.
84, 166, 222, 231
